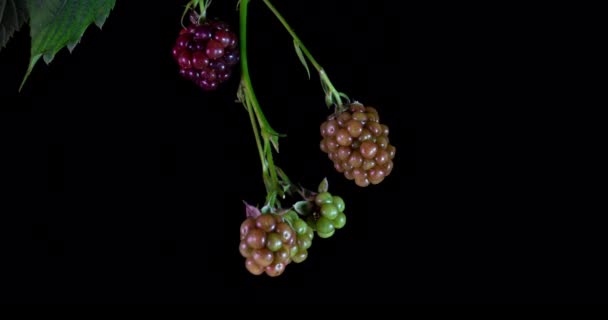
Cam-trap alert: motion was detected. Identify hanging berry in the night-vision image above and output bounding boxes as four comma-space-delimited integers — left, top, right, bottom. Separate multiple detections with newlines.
320, 102, 396, 187
172, 11, 239, 91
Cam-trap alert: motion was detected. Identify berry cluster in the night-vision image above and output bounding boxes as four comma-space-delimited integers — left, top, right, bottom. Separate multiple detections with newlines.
306, 192, 346, 238
320, 103, 396, 187
172, 18, 239, 91
239, 213, 313, 276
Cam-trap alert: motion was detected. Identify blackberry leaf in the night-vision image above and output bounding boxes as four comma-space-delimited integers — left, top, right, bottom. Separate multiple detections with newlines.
20, 0, 116, 90
0, 0, 28, 50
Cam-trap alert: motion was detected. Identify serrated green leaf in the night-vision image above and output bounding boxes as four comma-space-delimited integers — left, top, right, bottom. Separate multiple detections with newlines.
66, 39, 78, 53
94, 10, 110, 29
293, 40, 310, 79
20, 0, 116, 90
0, 0, 28, 50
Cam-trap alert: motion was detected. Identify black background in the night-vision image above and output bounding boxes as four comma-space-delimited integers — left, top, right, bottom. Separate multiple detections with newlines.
0, 1, 601, 304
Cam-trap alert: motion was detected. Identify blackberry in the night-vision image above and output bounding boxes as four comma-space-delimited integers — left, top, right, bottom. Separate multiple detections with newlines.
239, 214, 297, 277
320, 102, 396, 187
172, 17, 239, 91
306, 192, 347, 238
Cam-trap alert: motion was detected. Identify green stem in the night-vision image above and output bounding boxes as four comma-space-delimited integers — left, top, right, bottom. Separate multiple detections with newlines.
240, 1, 281, 136
246, 94, 269, 189
262, 0, 345, 108
319, 69, 346, 111
261, 0, 321, 71
198, 0, 206, 19
240, 0, 282, 206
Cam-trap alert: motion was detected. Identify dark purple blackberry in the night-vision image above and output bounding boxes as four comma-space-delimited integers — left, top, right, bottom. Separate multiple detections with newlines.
172, 18, 239, 91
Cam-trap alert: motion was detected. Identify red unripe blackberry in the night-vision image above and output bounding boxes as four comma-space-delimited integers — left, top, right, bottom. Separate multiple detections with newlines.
320, 103, 396, 186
